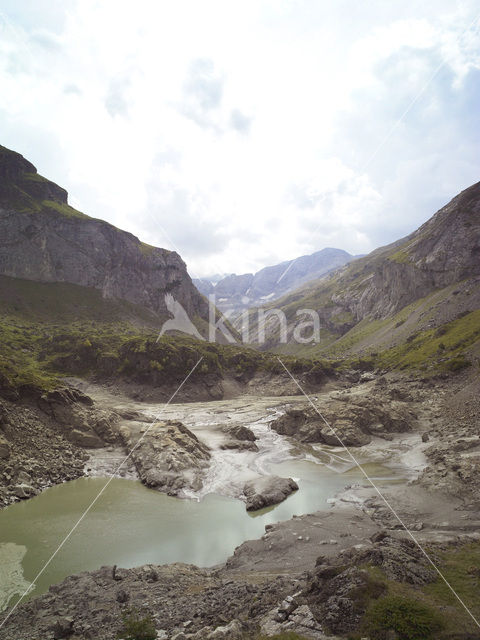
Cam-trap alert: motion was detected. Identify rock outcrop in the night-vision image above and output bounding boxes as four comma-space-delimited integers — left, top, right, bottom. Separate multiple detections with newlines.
0, 398, 88, 507
37, 387, 118, 448
243, 475, 298, 511
120, 420, 211, 496
220, 424, 258, 452
0, 563, 295, 640
0, 145, 208, 320
303, 535, 437, 636
271, 393, 416, 447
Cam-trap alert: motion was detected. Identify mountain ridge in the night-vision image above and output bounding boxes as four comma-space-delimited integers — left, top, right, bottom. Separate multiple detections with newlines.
194, 247, 357, 312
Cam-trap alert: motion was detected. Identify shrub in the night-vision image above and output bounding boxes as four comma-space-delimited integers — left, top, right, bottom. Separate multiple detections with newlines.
118, 608, 156, 640
362, 595, 444, 640
445, 356, 471, 372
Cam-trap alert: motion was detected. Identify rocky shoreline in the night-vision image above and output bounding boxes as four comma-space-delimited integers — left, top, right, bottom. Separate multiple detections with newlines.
1, 370, 480, 639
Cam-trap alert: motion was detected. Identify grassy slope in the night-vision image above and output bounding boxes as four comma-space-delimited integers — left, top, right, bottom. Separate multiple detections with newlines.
267, 287, 480, 375
350, 541, 480, 639
0, 275, 328, 394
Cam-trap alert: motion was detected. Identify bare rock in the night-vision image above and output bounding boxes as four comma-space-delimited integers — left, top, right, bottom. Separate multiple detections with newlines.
243, 475, 298, 511
222, 425, 257, 442
0, 435, 10, 459
52, 616, 74, 639
271, 395, 416, 447
124, 420, 211, 496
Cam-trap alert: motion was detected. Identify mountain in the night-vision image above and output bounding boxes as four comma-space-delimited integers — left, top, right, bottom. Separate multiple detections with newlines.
0, 144, 333, 400
246, 181, 480, 372
193, 247, 356, 312
0, 145, 208, 321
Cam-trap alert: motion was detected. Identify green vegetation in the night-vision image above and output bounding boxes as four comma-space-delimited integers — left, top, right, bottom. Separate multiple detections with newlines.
389, 249, 412, 264
139, 242, 156, 257
424, 542, 480, 632
117, 609, 156, 640
361, 595, 444, 639
41, 199, 88, 219
0, 275, 330, 395
347, 541, 480, 640
377, 309, 480, 372
23, 172, 51, 183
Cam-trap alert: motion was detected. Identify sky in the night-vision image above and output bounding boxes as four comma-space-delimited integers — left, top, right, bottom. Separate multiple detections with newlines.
0, 1, 479, 278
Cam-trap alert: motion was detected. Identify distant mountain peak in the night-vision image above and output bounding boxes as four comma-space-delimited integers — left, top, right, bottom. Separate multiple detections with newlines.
194, 247, 355, 312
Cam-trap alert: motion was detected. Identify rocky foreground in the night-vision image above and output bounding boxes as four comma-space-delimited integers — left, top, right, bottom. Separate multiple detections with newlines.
1, 370, 480, 639
1, 503, 479, 640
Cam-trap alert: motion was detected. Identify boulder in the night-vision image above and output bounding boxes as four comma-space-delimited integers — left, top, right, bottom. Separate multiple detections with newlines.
52, 616, 74, 639
0, 435, 10, 459
124, 420, 211, 496
223, 425, 257, 442
207, 619, 244, 639
270, 395, 416, 447
69, 429, 104, 448
243, 475, 298, 511
220, 440, 258, 452
13, 484, 36, 499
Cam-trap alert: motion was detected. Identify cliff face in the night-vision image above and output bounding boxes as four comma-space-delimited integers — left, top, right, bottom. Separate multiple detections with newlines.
0, 145, 208, 320
337, 181, 480, 320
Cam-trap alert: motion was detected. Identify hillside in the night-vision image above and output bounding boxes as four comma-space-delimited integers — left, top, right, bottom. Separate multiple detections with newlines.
246, 181, 480, 373
194, 247, 355, 313
0, 145, 208, 321
0, 144, 337, 400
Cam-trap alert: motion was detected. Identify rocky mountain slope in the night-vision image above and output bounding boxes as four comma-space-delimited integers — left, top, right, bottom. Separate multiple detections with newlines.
194, 247, 355, 313
0, 145, 208, 321
247, 181, 480, 372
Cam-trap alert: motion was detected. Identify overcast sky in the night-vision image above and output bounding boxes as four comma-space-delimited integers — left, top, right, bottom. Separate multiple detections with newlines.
1, 1, 479, 277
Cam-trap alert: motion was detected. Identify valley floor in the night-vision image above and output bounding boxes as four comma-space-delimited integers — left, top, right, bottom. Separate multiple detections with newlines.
0, 369, 479, 639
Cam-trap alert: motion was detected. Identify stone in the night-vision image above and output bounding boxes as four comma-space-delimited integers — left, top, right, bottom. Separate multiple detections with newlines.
223, 425, 257, 442
270, 395, 416, 448
207, 619, 243, 639
13, 484, 35, 499
116, 589, 129, 603
52, 616, 74, 639
69, 429, 104, 448
0, 436, 10, 459
126, 421, 211, 497
243, 475, 298, 511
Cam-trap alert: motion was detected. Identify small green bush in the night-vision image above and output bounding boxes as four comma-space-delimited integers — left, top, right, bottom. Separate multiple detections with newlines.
445, 356, 471, 372
362, 595, 444, 640
118, 608, 156, 640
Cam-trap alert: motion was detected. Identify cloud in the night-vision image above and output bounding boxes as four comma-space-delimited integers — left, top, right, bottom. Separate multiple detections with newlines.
0, 0, 479, 277
105, 77, 131, 118
230, 109, 252, 134
29, 29, 63, 51
180, 58, 224, 129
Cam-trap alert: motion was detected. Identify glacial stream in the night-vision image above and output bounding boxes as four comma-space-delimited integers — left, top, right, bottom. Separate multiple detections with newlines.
0, 395, 411, 612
